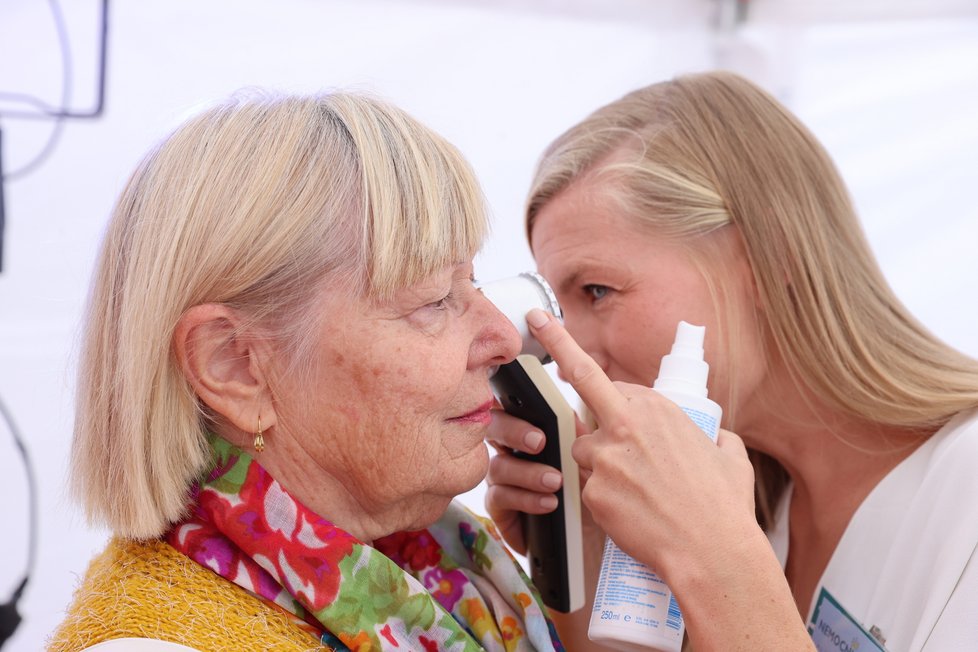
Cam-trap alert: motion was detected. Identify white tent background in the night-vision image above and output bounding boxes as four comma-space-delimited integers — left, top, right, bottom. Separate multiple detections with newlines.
1, 1, 977, 649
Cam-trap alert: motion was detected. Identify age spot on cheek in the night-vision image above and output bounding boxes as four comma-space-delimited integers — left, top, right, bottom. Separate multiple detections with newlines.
348, 362, 372, 390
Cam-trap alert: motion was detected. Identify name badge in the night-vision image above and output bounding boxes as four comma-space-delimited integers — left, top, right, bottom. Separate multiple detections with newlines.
808, 588, 886, 652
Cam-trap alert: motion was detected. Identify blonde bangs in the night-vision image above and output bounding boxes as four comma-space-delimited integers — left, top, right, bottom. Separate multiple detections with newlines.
367, 133, 487, 297
329, 95, 487, 299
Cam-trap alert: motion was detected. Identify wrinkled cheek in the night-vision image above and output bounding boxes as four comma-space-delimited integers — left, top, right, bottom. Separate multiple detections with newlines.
443, 432, 488, 460
368, 417, 429, 473
444, 443, 490, 494
457, 445, 491, 492
342, 426, 416, 508
352, 359, 439, 409
471, 445, 490, 474
333, 403, 363, 424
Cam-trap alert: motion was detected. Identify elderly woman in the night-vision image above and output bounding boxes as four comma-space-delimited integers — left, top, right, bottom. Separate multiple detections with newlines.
49, 92, 563, 651
488, 71, 978, 651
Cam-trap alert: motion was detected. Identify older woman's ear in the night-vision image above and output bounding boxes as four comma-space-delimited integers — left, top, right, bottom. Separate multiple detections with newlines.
173, 304, 277, 442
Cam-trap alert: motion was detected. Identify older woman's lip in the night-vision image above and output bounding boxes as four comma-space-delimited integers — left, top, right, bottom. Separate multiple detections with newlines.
452, 399, 495, 422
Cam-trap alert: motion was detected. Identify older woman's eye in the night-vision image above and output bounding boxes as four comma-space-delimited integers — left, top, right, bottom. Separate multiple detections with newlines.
429, 292, 453, 310
425, 274, 476, 313
583, 284, 611, 302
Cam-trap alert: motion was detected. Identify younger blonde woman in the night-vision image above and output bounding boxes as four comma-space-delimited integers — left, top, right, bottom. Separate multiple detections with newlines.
487, 71, 978, 651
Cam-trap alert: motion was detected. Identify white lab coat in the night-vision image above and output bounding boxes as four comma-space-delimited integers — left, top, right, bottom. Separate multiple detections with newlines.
769, 409, 978, 651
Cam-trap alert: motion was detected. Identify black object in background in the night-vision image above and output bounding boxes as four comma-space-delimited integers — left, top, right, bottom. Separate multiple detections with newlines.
0, 396, 36, 650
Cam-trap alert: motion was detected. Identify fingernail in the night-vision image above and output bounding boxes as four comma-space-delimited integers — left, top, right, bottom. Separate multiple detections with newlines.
539, 495, 558, 510
524, 430, 545, 451
542, 471, 563, 490
526, 308, 549, 329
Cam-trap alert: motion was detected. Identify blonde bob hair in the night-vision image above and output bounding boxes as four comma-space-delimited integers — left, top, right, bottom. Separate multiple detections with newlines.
73, 90, 488, 538
527, 71, 978, 525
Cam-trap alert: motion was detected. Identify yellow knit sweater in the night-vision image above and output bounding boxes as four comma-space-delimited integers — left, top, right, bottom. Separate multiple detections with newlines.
47, 537, 331, 652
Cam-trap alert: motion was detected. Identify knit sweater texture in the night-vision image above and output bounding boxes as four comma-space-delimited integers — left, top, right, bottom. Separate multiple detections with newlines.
47, 537, 331, 652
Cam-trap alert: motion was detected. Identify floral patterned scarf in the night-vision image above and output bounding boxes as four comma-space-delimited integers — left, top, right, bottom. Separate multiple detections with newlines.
166, 437, 563, 651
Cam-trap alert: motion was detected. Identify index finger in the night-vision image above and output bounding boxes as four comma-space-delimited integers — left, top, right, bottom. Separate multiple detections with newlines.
525, 308, 627, 419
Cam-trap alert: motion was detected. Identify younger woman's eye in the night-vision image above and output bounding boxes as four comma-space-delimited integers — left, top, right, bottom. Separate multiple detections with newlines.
583, 284, 611, 302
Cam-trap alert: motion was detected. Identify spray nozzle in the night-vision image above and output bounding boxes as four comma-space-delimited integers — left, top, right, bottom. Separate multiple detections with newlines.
670, 321, 705, 356
652, 321, 711, 397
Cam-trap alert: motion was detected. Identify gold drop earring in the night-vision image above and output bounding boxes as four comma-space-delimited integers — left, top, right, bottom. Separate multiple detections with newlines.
254, 416, 265, 453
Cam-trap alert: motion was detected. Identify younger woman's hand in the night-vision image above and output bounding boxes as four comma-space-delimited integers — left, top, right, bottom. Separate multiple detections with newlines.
524, 308, 757, 579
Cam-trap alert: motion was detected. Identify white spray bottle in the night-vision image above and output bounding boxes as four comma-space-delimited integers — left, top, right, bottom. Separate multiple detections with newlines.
587, 321, 722, 652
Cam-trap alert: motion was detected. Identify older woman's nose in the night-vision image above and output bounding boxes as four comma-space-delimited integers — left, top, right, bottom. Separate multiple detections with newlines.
470, 294, 523, 368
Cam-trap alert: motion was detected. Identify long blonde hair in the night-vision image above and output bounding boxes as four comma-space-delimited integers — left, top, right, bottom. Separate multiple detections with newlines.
73, 90, 488, 538
527, 71, 978, 526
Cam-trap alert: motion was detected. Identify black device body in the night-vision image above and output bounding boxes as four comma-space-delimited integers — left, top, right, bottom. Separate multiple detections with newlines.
492, 356, 583, 613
